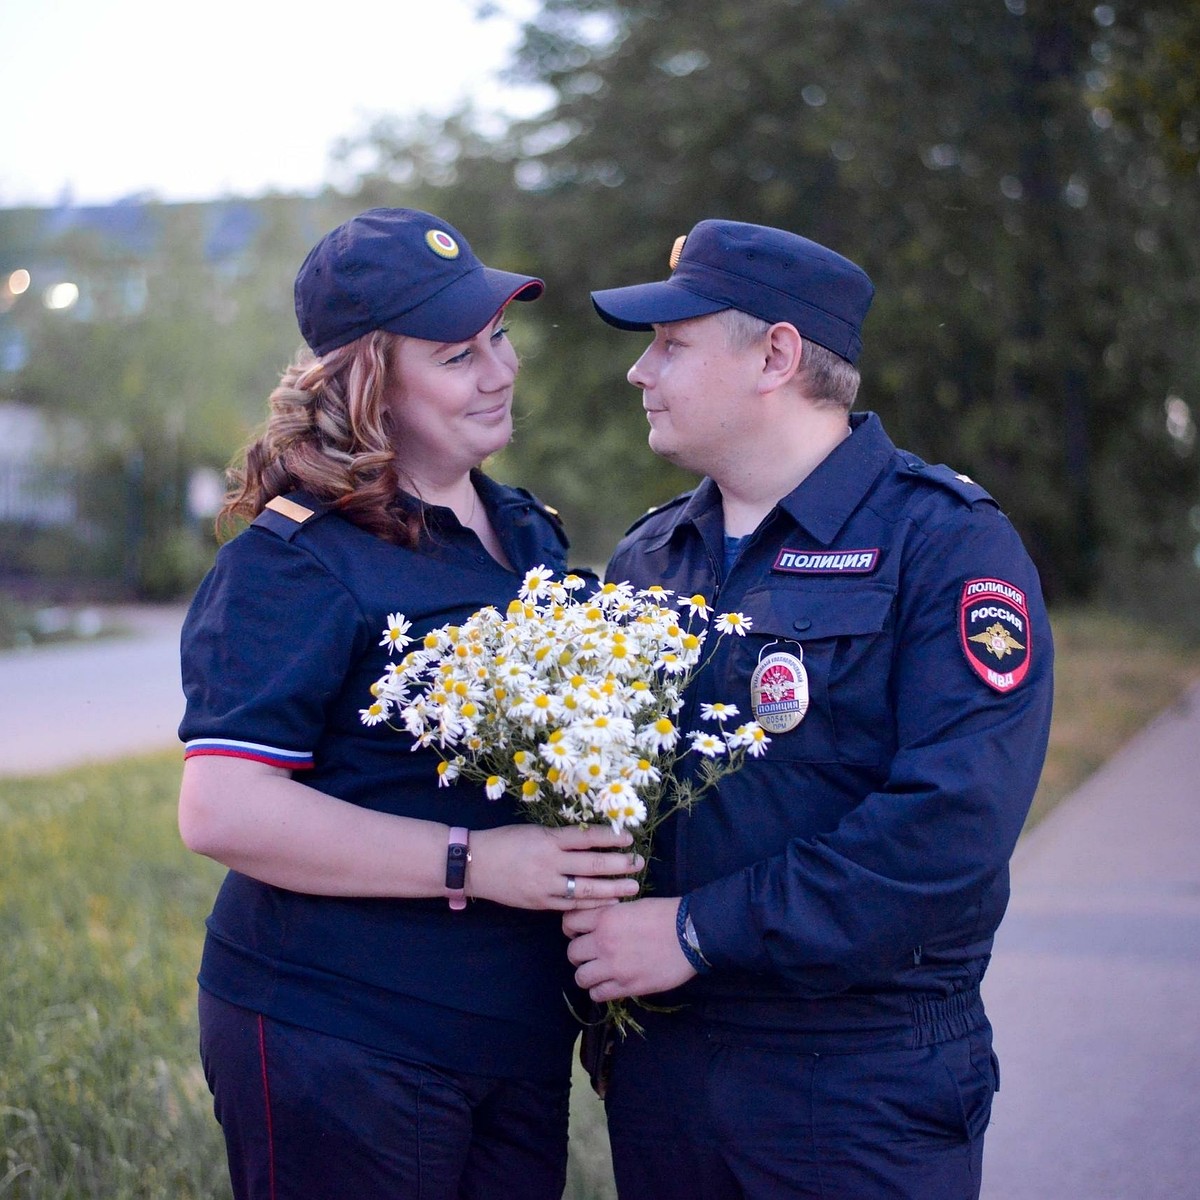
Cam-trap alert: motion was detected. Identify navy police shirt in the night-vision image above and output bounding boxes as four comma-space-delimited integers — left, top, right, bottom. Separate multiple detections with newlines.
606, 413, 1054, 1021
179, 471, 583, 1081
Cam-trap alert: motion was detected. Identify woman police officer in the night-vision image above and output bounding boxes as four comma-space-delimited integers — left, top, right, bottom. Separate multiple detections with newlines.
177, 208, 640, 1200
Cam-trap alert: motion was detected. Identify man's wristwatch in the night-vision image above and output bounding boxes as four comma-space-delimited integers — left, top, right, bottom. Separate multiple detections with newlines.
445, 827, 470, 910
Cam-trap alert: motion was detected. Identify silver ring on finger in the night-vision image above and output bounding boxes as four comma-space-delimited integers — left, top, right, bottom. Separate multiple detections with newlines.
564, 875, 577, 900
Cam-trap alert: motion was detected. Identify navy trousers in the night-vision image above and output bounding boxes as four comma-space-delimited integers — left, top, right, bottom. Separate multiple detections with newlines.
604, 1008, 996, 1200
199, 990, 571, 1200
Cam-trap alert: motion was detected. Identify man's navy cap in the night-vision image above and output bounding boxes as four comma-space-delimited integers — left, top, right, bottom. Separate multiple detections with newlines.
294, 208, 544, 355
590, 219, 874, 364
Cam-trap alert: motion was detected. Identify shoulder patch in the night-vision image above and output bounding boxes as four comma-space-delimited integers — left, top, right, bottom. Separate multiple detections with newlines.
265, 495, 315, 523
623, 491, 693, 536
253, 492, 330, 542
959, 577, 1031, 692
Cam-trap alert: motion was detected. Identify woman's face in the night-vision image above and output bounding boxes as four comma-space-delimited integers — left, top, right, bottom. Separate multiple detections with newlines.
388, 311, 518, 480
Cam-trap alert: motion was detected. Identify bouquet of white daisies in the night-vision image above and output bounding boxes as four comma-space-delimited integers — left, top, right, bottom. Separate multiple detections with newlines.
362, 567, 770, 1034
362, 567, 769, 854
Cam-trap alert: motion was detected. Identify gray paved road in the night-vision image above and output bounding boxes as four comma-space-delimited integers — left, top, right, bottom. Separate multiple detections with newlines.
980, 680, 1200, 1199
2, 609, 1197, 1197
0, 605, 186, 774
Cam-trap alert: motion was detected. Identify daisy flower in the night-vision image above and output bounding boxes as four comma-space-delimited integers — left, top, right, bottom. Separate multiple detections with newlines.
700, 702, 740, 722
600, 782, 647, 832
625, 757, 661, 787
520, 565, 553, 602
689, 732, 727, 757
359, 699, 390, 726
638, 716, 679, 752
715, 611, 752, 636
731, 722, 771, 757
380, 613, 414, 653
679, 593, 711, 620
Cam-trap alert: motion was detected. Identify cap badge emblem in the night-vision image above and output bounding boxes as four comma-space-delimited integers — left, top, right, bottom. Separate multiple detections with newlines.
750, 645, 809, 733
669, 234, 687, 270
425, 229, 460, 259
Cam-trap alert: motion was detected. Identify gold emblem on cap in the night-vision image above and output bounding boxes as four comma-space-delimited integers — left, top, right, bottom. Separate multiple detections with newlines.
669, 235, 687, 271
425, 229, 460, 259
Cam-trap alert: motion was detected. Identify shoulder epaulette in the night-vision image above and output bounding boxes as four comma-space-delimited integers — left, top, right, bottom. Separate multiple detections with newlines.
623, 490, 693, 536
511, 486, 566, 532
899, 460, 997, 507
252, 492, 332, 542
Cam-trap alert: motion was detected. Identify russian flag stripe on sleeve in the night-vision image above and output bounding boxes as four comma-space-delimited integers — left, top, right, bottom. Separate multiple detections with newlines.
183, 739, 315, 770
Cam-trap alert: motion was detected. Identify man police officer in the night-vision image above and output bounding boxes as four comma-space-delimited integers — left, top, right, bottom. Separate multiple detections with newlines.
564, 219, 1054, 1199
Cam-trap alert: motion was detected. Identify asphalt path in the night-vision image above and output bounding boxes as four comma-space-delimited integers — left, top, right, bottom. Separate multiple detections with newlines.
1, 608, 1197, 1197
980, 678, 1200, 1199
0, 605, 187, 774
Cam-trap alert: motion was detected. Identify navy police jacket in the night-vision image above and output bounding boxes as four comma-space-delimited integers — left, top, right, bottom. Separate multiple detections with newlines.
180, 471, 585, 1081
607, 413, 1053, 1029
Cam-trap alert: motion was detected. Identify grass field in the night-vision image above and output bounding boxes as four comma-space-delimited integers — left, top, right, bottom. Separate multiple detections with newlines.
3, 608, 1199, 1198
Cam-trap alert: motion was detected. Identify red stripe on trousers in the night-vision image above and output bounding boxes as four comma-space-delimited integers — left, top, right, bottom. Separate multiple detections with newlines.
257, 1015, 277, 1200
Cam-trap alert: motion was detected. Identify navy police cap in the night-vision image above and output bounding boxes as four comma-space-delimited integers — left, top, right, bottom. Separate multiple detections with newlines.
591, 219, 873, 364
294, 207, 544, 355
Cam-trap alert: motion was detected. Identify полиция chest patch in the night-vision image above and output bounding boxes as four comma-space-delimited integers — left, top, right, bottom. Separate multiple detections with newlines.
772, 547, 880, 574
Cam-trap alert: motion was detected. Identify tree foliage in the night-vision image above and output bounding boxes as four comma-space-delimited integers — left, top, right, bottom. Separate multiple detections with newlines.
345, 0, 1200, 607
8, 197, 353, 595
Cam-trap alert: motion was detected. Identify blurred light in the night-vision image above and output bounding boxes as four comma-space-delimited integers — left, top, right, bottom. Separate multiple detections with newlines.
1093, 5, 1116, 27
1063, 175, 1090, 208
922, 144, 959, 170
8, 269, 31, 295
1165, 396, 1195, 448
44, 282, 79, 311
801, 85, 827, 108
188, 468, 226, 520
659, 50, 709, 78
1005, 0, 1026, 14
1000, 175, 1023, 200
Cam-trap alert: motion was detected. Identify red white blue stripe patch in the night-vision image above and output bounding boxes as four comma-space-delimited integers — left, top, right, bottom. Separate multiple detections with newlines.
184, 738, 314, 770
773, 547, 880, 574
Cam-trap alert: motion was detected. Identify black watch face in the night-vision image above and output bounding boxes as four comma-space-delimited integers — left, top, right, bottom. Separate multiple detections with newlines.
446, 843, 468, 889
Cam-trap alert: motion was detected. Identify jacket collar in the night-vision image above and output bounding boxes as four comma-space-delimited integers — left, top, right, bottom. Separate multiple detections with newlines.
652, 412, 895, 548
775, 411, 895, 546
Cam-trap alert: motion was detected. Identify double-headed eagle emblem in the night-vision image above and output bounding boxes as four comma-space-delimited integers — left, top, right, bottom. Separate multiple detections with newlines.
968, 622, 1025, 661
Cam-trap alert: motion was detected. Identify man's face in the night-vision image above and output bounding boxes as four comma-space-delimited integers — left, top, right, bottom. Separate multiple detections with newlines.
626, 314, 762, 475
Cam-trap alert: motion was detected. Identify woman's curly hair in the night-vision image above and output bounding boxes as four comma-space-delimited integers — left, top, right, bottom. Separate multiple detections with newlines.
219, 330, 421, 546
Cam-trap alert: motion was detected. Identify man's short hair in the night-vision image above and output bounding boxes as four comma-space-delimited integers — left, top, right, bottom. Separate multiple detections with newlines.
715, 309, 861, 412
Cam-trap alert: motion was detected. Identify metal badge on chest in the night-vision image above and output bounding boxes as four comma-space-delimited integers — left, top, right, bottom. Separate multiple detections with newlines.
751, 642, 810, 733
